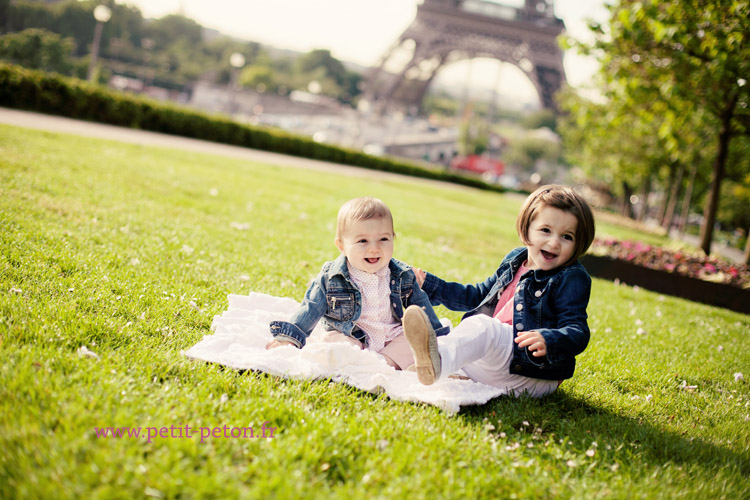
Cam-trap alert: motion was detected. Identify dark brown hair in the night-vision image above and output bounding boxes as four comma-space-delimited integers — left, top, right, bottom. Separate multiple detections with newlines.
516, 184, 595, 264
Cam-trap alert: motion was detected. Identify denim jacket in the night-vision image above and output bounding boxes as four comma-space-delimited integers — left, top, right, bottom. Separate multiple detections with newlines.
421, 247, 591, 380
270, 254, 450, 348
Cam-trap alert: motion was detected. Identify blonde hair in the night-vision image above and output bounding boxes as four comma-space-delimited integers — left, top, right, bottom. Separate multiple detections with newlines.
516, 185, 595, 265
336, 197, 394, 239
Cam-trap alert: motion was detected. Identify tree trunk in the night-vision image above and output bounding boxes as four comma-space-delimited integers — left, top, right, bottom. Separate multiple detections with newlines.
699, 96, 736, 255
620, 181, 633, 218
678, 162, 698, 233
745, 227, 750, 266
637, 175, 652, 222
656, 164, 675, 227
662, 163, 684, 230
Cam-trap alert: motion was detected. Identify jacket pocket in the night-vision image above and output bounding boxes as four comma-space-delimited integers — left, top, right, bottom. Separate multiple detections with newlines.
326, 292, 355, 321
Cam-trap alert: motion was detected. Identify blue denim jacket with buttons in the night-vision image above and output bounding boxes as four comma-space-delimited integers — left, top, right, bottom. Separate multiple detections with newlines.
270, 254, 450, 348
420, 247, 591, 380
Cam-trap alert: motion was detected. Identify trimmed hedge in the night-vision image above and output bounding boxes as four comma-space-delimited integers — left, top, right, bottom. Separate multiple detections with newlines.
0, 63, 503, 192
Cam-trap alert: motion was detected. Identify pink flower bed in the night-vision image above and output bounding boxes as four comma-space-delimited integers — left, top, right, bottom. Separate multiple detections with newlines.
589, 238, 750, 289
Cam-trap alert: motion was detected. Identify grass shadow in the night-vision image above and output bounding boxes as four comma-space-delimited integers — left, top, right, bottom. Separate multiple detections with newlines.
459, 391, 750, 475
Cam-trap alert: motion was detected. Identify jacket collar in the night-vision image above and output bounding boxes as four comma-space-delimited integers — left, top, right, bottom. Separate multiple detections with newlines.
330, 254, 350, 277
508, 247, 529, 274
510, 247, 584, 282
329, 254, 409, 279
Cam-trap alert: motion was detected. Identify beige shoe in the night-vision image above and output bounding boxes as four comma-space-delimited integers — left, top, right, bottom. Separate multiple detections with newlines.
403, 305, 441, 385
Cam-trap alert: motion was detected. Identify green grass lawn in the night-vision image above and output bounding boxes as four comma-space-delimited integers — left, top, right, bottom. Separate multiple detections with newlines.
1, 124, 748, 499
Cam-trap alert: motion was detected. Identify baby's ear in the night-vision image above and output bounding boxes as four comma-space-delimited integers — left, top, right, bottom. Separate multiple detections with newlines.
334, 238, 344, 253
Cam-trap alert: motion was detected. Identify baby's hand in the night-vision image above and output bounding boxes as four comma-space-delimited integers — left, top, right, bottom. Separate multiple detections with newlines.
515, 331, 547, 357
265, 339, 297, 350
412, 267, 426, 287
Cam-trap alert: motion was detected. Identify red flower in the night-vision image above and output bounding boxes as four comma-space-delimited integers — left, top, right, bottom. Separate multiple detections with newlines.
589, 237, 749, 288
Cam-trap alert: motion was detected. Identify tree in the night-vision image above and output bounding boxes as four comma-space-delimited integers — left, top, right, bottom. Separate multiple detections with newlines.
502, 134, 561, 181
1, 0, 10, 32
0, 28, 77, 74
457, 117, 489, 156
717, 136, 750, 264
3, 1, 365, 104
558, 81, 716, 223
143, 14, 202, 50
296, 49, 361, 102
521, 109, 557, 131
559, 88, 666, 218
239, 64, 277, 92
591, 0, 750, 254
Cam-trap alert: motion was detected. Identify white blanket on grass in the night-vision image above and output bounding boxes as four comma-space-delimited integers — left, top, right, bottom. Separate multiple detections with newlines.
183, 292, 507, 414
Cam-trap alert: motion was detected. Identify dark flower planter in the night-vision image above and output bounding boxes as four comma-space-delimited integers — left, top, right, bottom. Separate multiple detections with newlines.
580, 254, 750, 315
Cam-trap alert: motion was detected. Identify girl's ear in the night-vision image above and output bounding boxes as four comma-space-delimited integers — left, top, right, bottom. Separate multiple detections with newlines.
334, 238, 344, 253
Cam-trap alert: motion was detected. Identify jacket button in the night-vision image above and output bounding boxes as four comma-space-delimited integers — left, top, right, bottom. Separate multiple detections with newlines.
512, 364, 522, 371
516, 323, 524, 330
535, 290, 542, 297
516, 304, 523, 311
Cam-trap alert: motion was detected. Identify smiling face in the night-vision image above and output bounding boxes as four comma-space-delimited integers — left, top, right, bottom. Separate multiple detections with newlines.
524, 205, 578, 271
335, 217, 394, 274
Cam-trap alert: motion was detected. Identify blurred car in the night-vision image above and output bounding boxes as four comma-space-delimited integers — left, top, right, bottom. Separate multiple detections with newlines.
450, 154, 505, 177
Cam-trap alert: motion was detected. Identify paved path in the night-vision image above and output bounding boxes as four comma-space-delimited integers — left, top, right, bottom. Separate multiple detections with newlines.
0, 107, 473, 191
669, 230, 746, 265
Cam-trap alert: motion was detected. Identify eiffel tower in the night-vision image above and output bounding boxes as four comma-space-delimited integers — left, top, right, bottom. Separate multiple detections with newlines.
361, 0, 567, 114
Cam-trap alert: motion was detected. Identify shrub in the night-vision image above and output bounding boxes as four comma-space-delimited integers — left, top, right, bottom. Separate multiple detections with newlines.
0, 63, 502, 193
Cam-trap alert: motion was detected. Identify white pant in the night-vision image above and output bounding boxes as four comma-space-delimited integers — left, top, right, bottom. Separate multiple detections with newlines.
438, 315, 559, 398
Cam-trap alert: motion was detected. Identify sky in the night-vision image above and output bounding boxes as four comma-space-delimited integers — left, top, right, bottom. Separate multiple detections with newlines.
118, 0, 609, 105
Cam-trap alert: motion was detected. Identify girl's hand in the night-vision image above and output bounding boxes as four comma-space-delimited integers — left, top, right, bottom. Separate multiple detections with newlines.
412, 267, 426, 287
514, 331, 547, 357
265, 339, 297, 350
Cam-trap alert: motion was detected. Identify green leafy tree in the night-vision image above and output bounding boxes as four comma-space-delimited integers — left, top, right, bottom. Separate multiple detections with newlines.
502, 134, 562, 184
201, 38, 263, 84
718, 177, 750, 231
295, 49, 361, 102
421, 91, 460, 117
3, 1, 364, 103
717, 136, 750, 263
558, 88, 650, 217
8, 1, 121, 56
521, 109, 557, 131
584, 0, 750, 254
559, 83, 716, 222
0, 28, 77, 75
54, 0, 107, 55
143, 14, 202, 50
239, 64, 277, 92
457, 119, 489, 156
5, 1, 56, 34
1, 0, 11, 32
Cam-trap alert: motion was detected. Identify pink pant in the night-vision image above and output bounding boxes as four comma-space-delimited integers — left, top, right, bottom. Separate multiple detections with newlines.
323, 330, 414, 370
